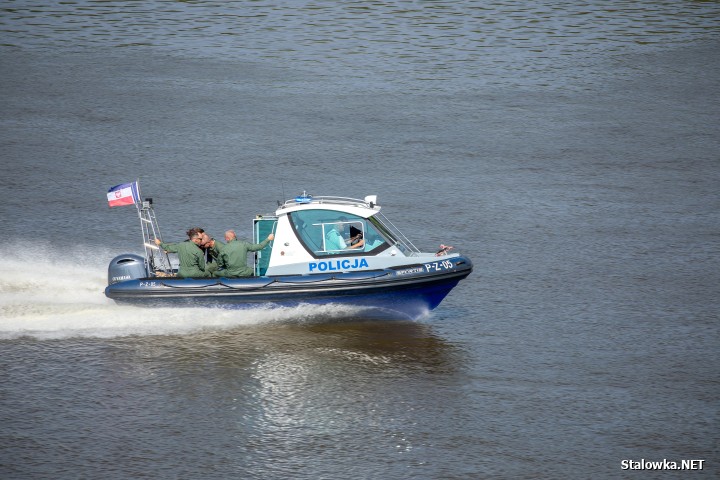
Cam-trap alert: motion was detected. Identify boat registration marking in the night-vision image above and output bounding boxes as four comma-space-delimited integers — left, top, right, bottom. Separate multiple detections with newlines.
424, 260, 454, 273
139, 281, 158, 287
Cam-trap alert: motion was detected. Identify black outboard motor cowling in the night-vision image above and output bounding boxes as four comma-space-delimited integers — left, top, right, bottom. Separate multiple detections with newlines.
108, 254, 148, 285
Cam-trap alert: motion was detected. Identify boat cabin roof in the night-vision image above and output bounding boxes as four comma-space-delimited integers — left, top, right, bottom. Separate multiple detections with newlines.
276, 194, 380, 217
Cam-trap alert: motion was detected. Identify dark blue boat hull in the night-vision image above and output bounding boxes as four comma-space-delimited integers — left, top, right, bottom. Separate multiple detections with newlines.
105, 256, 473, 320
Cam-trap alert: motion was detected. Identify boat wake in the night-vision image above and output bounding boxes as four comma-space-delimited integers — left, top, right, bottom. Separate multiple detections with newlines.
0, 247, 396, 340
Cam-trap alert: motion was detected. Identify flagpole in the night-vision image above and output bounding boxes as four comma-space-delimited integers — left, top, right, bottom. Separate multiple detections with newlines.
107, 179, 171, 275
134, 179, 150, 274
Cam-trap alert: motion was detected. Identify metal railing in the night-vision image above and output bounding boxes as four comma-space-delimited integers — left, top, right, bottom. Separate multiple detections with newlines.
282, 194, 374, 209
137, 199, 172, 274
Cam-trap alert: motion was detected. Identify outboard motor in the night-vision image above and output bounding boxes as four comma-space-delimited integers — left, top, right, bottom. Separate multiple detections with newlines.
108, 254, 148, 285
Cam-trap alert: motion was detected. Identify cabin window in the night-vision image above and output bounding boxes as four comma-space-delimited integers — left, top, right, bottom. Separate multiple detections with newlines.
288, 209, 388, 257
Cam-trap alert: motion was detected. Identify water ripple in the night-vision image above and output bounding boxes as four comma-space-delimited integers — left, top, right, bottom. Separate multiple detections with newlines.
1, 1, 718, 90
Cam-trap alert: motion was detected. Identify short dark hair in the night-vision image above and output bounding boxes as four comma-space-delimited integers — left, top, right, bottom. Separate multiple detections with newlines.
187, 227, 204, 238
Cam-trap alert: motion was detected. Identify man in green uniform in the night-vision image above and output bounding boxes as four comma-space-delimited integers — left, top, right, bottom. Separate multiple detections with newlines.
215, 229, 274, 278
154, 229, 213, 278
199, 230, 224, 275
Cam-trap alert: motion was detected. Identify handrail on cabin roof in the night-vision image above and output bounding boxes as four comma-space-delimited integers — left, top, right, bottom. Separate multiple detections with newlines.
281, 195, 376, 209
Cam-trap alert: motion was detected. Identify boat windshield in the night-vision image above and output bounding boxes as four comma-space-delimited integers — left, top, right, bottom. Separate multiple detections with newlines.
288, 209, 390, 257
369, 212, 419, 256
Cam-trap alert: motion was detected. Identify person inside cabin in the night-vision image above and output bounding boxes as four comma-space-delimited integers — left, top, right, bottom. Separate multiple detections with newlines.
213, 229, 274, 278
345, 223, 386, 252
325, 218, 365, 252
348, 225, 364, 247
154, 228, 213, 278
324, 220, 348, 252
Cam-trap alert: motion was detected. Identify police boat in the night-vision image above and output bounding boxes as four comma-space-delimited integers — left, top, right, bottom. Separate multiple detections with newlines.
104, 193, 472, 319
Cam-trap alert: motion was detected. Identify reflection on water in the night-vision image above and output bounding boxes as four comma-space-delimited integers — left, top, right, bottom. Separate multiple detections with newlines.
119, 320, 464, 376
2, 0, 718, 90
111, 321, 465, 432
1, 320, 468, 477
76, 321, 468, 476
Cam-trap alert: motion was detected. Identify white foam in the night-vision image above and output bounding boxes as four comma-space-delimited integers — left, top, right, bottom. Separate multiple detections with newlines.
0, 246, 370, 340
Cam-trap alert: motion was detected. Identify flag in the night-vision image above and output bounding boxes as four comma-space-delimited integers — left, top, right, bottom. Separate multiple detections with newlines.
107, 181, 140, 208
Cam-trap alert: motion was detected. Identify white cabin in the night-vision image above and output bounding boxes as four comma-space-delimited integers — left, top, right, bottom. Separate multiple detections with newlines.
253, 194, 446, 276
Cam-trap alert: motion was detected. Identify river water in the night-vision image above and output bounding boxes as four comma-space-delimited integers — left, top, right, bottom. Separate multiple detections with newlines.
1, 1, 719, 479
